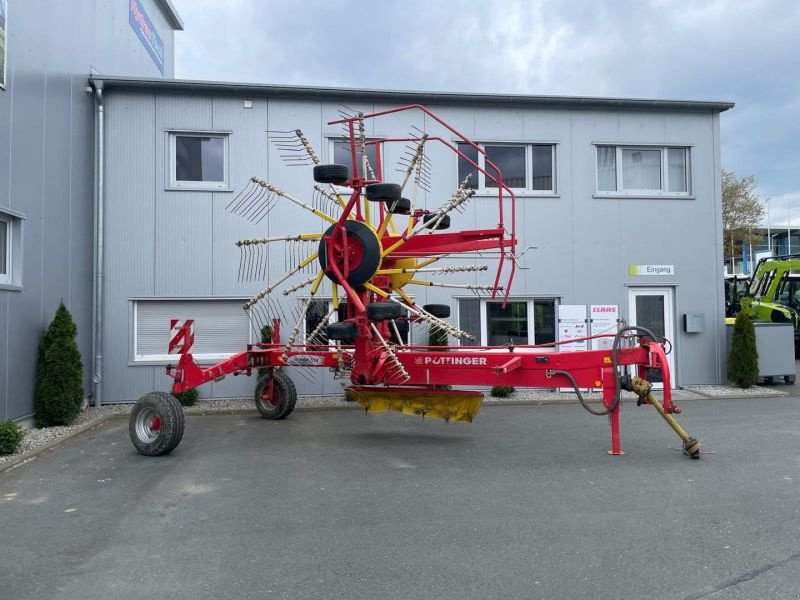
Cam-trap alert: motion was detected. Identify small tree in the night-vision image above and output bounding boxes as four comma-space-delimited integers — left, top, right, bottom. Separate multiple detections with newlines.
33, 303, 84, 426
727, 299, 759, 388
722, 170, 765, 264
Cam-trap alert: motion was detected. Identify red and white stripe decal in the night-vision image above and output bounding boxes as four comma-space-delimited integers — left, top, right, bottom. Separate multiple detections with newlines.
169, 319, 195, 354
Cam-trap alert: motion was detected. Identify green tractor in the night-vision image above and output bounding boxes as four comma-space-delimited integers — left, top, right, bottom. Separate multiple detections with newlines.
745, 255, 800, 353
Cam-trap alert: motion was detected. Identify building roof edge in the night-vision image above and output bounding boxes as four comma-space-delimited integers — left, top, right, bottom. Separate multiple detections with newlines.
89, 75, 735, 112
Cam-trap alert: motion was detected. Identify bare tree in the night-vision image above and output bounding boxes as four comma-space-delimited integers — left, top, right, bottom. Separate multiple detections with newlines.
722, 169, 765, 259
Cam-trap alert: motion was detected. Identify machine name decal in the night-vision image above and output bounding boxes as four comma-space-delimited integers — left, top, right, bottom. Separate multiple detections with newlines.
285, 355, 324, 366
419, 356, 488, 366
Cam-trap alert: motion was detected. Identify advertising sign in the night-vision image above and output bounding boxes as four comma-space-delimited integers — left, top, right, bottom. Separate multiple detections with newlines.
1, 0, 7, 89
557, 305, 588, 352
129, 0, 165, 74
590, 305, 619, 350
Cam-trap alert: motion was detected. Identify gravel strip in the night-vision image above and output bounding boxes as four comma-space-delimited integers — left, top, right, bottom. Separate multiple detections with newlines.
2, 384, 784, 470
682, 384, 788, 398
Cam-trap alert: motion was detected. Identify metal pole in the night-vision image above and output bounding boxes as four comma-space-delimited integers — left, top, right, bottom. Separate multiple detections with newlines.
92, 84, 105, 407
767, 198, 771, 253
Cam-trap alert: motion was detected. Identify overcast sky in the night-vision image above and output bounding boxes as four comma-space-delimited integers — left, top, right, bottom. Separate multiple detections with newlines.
170, 0, 799, 227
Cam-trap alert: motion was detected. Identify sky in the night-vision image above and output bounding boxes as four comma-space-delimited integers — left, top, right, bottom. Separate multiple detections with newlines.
170, 0, 800, 227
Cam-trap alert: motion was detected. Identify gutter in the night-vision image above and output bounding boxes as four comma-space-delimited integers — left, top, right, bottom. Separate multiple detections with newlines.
92, 82, 105, 407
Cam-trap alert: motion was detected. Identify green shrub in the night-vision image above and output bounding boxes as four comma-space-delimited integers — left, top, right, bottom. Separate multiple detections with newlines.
728, 300, 759, 388
0, 421, 24, 455
33, 303, 84, 427
428, 326, 448, 349
490, 385, 515, 398
174, 388, 199, 407
257, 324, 274, 380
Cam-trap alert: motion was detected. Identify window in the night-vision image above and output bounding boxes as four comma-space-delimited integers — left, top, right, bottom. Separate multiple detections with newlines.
0, 210, 22, 288
458, 298, 557, 346
457, 142, 556, 194
331, 139, 382, 179
133, 299, 250, 363
596, 145, 690, 195
169, 132, 228, 189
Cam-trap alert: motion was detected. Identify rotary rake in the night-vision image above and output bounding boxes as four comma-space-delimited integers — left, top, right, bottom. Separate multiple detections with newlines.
128, 104, 701, 461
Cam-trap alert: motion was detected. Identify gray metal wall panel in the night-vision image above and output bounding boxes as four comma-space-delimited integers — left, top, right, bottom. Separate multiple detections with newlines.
211, 97, 269, 296
0, 0, 178, 418
103, 94, 159, 402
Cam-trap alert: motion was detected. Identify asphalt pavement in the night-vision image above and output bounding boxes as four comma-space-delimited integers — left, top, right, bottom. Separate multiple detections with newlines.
1, 397, 800, 600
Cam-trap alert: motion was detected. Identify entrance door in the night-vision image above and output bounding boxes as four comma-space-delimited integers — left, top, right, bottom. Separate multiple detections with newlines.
628, 287, 676, 389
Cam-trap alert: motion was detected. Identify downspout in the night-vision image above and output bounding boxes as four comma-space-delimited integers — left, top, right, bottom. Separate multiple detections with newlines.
92, 83, 105, 407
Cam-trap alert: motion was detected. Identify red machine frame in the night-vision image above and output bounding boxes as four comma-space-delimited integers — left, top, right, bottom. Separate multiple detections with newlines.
155, 104, 700, 459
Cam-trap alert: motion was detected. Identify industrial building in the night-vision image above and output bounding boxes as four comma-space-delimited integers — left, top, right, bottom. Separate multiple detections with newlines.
1, 0, 734, 420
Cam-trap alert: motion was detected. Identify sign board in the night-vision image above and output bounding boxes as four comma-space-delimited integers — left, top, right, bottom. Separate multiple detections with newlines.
558, 305, 588, 352
590, 305, 619, 350
129, 0, 165, 74
628, 264, 675, 276
0, 0, 7, 90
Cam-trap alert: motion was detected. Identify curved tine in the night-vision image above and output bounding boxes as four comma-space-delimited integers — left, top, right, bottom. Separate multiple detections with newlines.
235, 186, 268, 219
240, 188, 272, 221
250, 193, 278, 224
227, 179, 259, 213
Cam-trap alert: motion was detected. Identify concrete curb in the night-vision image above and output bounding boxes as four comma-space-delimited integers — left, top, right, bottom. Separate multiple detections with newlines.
680, 388, 790, 400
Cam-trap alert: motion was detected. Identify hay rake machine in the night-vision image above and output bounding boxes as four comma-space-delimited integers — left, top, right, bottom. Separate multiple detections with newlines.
128, 104, 701, 460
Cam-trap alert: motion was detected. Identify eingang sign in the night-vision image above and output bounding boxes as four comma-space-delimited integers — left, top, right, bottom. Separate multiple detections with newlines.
129, 0, 165, 74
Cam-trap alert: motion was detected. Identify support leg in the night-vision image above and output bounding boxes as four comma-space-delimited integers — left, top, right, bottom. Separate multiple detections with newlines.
603, 370, 624, 456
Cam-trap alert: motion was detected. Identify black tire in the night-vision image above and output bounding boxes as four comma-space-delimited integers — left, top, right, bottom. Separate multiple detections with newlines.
254, 371, 297, 420
784, 375, 796, 384
366, 302, 403, 321
389, 319, 409, 344
365, 183, 401, 202
423, 304, 451, 318
327, 321, 358, 342
385, 197, 411, 215
313, 164, 349, 185
318, 220, 382, 287
424, 214, 451, 230
129, 391, 185, 456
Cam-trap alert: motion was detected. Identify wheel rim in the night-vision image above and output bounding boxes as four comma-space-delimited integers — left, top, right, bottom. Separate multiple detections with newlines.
134, 407, 162, 443
259, 382, 282, 411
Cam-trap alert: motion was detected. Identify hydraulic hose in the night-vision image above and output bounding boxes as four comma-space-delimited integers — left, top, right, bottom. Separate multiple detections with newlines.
552, 325, 666, 416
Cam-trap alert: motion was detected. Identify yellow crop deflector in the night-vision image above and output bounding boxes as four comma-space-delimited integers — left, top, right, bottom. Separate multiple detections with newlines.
346, 386, 484, 423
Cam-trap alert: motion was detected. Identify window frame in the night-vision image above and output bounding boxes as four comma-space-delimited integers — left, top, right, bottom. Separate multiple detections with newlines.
0, 215, 10, 285
457, 297, 558, 348
167, 131, 230, 191
594, 144, 692, 197
0, 208, 23, 289
131, 297, 252, 365
457, 141, 558, 196
328, 137, 384, 180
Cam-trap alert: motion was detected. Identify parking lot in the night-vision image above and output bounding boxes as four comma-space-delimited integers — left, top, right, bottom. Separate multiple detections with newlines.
2, 397, 800, 600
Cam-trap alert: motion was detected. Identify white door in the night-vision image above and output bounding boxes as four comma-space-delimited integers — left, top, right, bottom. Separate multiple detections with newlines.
628, 287, 676, 389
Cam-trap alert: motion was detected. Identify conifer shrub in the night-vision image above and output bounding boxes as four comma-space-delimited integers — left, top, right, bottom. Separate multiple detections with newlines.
33, 303, 84, 427
490, 385, 515, 398
174, 388, 198, 407
728, 299, 759, 388
428, 326, 448, 349
0, 421, 24, 455
257, 324, 274, 381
